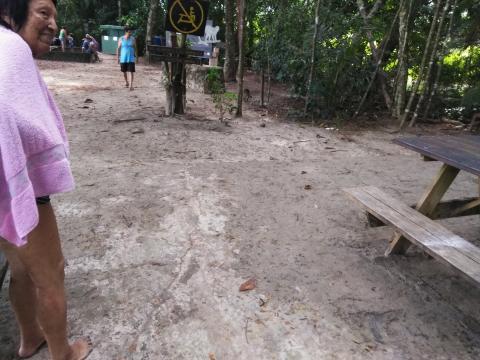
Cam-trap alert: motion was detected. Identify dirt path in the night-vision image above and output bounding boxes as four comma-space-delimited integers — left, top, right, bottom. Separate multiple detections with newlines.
1, 56, 480, 360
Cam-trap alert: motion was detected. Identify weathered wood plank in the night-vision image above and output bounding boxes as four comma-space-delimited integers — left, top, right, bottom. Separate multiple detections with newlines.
450, 199, 480, 217
422, 155, 437, 162
394, 136, 480, 176
387, 164, 459, 255
416, 164, 460, 215
148, 54, 203, 65
368, 197, 480, 227
146, 45, 204, 57
364, 187, 480, 265
345, 186, 480, 285
432, 198, 480, 218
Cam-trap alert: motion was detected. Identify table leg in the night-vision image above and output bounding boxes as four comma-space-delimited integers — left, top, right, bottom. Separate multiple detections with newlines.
385, 164, 460, 256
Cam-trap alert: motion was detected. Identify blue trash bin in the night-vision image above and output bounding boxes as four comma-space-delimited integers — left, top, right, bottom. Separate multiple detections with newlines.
152, 36, 163, 46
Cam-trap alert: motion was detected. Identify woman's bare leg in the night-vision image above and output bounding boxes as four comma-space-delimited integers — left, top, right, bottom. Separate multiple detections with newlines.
0, 246, 45, 357
123, 72, 129, 87
1, 203, 90, 360
129, 72, 134, 90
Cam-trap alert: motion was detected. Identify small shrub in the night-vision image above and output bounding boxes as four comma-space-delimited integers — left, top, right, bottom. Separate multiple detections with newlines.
206, 68, 237, 123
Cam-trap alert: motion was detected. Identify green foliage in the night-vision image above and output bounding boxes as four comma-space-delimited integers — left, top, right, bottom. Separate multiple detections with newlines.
56, 0, 165, 54
247, 0, 480, 120
442, 46, 480, 87
206, 68, 237, 122
251, 1, 376, 117
462, 86, 480, 114
55, 0, 480, 121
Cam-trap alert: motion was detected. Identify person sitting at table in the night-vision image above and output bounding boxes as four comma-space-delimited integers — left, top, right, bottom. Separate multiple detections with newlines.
83, 33, 99, 62
81, 35, 90, 53
67, 33, 74, 48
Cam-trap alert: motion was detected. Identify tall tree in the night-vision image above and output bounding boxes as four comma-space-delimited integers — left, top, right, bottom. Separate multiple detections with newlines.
235, 0, 246, 117
145, 0, 158, 57
409, 0, 452, 127
357, 0, 393, 111
354, 6, 400, 118
400, 0, 443, 129
422, 0, 458, 121
224, 0, 236, 82
118, 0, 122, 20
393, 0, 413, 118
304, 0, 322, 116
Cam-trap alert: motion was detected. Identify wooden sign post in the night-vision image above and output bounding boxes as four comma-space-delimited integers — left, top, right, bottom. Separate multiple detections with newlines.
157, 0, 209, 115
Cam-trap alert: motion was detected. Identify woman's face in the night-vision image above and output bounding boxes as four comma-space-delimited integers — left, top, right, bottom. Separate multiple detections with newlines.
18, 0, 58, 57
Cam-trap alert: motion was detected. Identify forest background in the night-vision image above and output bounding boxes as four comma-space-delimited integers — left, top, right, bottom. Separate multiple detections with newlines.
57, 0, 479, 127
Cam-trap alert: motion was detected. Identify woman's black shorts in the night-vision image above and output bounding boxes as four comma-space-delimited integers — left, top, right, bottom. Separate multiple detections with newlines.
120, 62, 135, 73
36, 196, 51, 205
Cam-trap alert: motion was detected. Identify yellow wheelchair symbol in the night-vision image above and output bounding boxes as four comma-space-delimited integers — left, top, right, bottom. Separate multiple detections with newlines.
169, 0, 205, 34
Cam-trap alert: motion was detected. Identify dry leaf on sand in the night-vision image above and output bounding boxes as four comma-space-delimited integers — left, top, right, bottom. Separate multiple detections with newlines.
239, 278, 257, 292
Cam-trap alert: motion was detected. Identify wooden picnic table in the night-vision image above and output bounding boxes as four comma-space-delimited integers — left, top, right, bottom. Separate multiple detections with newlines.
346, 135, 480, 285
393, 135, 480, 176
389, 135, 480, 255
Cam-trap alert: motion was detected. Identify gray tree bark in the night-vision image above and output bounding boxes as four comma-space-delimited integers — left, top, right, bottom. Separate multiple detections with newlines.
145, 0, 158, 57
118, 0, 122, 20
235, 0, 246, 117
409, 0, 451, 127
224, 0, 237, 82
399, 0, 443, 129
304, 0, 322, 117
423, 0, 458, 121
357, 0, 393, 111
393, 0, 413, 118
354, 7, 400, 118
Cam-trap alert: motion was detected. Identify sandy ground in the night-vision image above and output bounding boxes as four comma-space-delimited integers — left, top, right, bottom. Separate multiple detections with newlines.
1, 55, 480, 360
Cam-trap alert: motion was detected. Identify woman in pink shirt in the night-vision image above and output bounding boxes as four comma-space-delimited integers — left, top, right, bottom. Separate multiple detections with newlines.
0, 0, 91, 359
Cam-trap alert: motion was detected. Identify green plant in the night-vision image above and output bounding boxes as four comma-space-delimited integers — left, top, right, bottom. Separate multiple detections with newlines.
462, 86, 480, 117
206, 68, 237, 123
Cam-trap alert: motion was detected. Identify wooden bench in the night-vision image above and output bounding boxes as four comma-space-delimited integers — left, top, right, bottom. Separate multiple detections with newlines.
345, 186, 480, 285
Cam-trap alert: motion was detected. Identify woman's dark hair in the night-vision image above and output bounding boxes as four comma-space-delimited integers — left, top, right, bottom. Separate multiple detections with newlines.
0, 0, 57, 31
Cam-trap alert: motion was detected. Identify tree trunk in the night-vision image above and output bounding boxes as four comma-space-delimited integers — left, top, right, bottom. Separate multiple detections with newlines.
393, 0, 413, 118
164, 62, 174, 116
145, 0, 158, 57
224, 0, 236, 82
423, 0, 458, 121
357, 0, 393, 111
304, 0, 322, 117
235, 0, 245, 117
267, 45, 271, 104
118, 0, 121, 20
354, 6, 400, 118
173, 34, 187, 114
261, 67, 265, 107
399, 0, 442, 129
409, 0, 451, 127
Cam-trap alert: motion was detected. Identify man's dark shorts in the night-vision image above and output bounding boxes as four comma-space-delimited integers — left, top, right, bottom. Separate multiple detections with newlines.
120, 62, 135, 73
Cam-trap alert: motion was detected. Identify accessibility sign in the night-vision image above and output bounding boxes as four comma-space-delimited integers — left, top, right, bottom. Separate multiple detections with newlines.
166, 0, 209, 36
